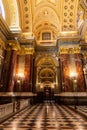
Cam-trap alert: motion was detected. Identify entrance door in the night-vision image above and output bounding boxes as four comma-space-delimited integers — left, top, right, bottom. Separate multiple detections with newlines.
44, 86, 54, 101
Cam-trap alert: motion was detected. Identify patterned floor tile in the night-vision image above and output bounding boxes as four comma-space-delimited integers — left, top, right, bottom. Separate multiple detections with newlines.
1, 103, 87, 130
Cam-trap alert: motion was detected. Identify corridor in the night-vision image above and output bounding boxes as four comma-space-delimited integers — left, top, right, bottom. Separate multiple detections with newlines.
0, 102, 87, 130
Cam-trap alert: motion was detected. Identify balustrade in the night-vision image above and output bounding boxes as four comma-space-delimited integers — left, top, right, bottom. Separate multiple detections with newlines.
0, 103, 13, 118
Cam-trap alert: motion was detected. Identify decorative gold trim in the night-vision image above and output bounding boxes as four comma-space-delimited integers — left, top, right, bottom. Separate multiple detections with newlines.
59, 47, 81, 54
7, 40, 20, 51
17, 47, 34, 55
57, 35, 80, 43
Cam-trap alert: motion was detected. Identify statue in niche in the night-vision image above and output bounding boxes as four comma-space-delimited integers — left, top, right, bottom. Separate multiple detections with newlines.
77, 10, 87, 39
77, 11, 84, 29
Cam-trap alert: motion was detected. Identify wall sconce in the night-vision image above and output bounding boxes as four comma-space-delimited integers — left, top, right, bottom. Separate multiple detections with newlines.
16, 72, 25, 92
16, 73, 25, 79
70, 71, 78, 92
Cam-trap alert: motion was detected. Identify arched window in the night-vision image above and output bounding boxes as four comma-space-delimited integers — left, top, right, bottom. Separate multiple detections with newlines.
0, 0, 5, 19
42, 32, 51, 40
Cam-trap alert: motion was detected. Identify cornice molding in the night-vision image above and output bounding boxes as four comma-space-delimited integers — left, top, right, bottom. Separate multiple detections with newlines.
57, 35, 81, 43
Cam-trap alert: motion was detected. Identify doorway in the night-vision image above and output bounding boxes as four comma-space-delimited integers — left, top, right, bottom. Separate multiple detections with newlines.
44, 86, 54, 101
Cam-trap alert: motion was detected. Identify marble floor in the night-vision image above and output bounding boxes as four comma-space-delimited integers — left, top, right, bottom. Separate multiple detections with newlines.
0, 102, 87, 130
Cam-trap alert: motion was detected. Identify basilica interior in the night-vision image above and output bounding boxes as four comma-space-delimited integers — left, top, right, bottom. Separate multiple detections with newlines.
0, 0, 87, 129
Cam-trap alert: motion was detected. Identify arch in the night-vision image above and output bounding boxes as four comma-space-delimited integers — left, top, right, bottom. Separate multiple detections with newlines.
33, 6, 59, 26
2, 0, 21, 33
0, 0, 5, 19
33, 6, 60, 38
39, 68, 55, 78
41, 81, 53, 89
36, 0, 56, 5
33, 20, 59, 34
34, 1, 59, 18
35, 55, 58, 67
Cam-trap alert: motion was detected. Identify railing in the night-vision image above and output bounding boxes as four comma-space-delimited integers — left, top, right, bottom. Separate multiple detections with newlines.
0, 103, 13, 118
20, 99, 30, 109
55, 92, 87, 96
0, 99, 31, 119
55, 92, 87, 105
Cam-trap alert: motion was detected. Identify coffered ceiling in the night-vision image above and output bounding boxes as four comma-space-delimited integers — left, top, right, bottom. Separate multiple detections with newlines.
0, 0, 87, 44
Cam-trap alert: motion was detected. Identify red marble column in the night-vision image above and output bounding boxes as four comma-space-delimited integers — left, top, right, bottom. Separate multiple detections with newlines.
75, 54, 85, 91
60, 54, 71, 92
0, 50, 7, 91
29, 55, 33, 92
24, 54, 33, 92
7, 50, 17, 92
0, 49, 4, 82
15, 55, 19, 78
13, 55, 19, 92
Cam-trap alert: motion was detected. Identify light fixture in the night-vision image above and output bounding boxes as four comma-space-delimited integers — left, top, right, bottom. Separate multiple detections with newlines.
70, 71, 77, 78
17, 73, 24, 78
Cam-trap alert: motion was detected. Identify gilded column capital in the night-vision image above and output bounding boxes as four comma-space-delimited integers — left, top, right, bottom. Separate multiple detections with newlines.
17, 47, 34, 55
59, 47, 81, 54
6, 40, 21, 51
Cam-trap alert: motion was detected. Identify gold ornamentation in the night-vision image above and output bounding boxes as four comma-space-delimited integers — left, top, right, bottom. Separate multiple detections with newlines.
7, 40, 20, 51
17, 47, 34, 55
59, 47, 81, 54
62, 0, 78, 31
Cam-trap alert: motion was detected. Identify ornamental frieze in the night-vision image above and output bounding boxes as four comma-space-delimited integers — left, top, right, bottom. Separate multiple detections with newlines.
59, 47, 81, 54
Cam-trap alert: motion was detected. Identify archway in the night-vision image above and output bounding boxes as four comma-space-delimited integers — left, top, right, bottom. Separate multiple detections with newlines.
42, 81, 55, 101
35, 55, 60, 96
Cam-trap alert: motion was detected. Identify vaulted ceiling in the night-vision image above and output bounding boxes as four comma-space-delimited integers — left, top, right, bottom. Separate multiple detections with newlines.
0, 0, 87, 44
